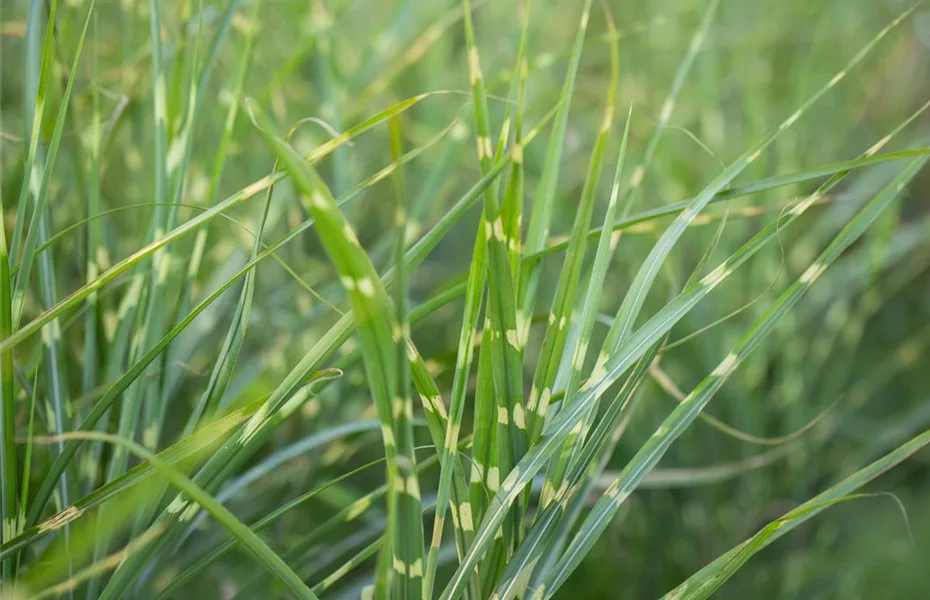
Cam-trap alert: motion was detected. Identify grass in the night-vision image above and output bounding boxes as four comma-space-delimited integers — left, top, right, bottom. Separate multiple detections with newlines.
1, 0, 929, 598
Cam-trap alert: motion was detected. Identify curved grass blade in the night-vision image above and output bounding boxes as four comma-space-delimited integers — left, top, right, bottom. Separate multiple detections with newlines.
31, 432, 318, 599
622, 0, 720, 211
249, 100, 425, 598
662, 427, 930, 600
0, 91, 458, 354
591, 3, 916, 382
526, 147, 930, 265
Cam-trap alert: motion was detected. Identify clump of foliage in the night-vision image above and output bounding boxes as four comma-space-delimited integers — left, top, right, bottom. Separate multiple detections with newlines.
1, 0, 929, 599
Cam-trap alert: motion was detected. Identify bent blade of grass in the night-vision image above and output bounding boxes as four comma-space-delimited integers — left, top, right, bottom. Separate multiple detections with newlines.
543, 158, 926, 596
33, 432, 318, 599
23, 101, 559, 587
20, 103, 548, 529
98, 369, 340, 599
250, 100, 426, 598
0, 390, 281, 558
662, 427, 930, 600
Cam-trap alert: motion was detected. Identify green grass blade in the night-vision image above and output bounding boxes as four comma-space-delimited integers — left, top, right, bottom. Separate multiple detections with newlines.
525, 0, 620, 448
518, 0, 594, 345
249, 100, 424, 598
662, 427, 930, 600
543, 158, 926, 596
35, 432, 318, 599
622, 0, 720, 212
592, 4, 915, 377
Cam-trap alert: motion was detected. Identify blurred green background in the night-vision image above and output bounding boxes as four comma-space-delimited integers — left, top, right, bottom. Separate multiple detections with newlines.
2, 0, 929, 598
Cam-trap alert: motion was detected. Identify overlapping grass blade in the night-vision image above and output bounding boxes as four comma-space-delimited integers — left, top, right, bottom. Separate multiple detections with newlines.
439, 9, 916, 598
31, 432, 318, 599
525, 0, 620, 457
250, 100, 426, 597
543, 158, 926, 596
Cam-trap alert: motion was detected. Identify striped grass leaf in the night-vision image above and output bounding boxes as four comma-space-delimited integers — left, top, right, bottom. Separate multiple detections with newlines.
495, 342, 660, 600
589, 3, 916, 382
542, 157, 926, 596
443, 58, 920, 600
420, 222, 486, 592
387, 110, 428, 600
23, 100, 559, 541
462, 0, 526, 498
527, 147, 930, 265
439, 8, 916, 598
524, 0, 620, 453
249, 100, 425, 598
424, 0, 539, 590
662, 426, 930, 600
538, 103, 631, 517
517, 110, 635, 593
15, 99, 484, 532
498, 0, 531, 281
